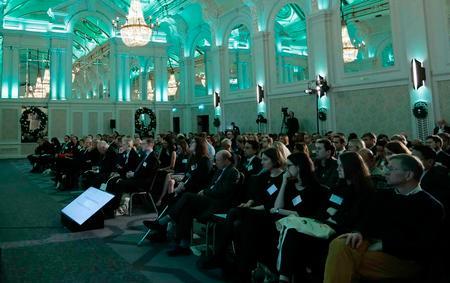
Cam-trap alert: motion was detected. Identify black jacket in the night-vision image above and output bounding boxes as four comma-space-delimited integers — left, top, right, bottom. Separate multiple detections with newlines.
204, 164, 240, 211
133, 151, 160, 186
315, 158, 339, 189
359, 189, 444, 262
98, 147, 118, 181
421, 164, 450, 211
183, 156, 213, 193
436, 151, 450, 169
239, 155, 263, 179
116, 149, 140, 177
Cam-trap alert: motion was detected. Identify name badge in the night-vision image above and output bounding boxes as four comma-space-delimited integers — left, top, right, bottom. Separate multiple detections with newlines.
191, 164, 197, 171
247, 165, 253, 171
292, 195, 302, 206
99, 183, 107, 191
143, 162, 147, 167
182, 159, 188, 164
327, 207, 338, 216
330, 194, 343, 206
266, 184, 278, 196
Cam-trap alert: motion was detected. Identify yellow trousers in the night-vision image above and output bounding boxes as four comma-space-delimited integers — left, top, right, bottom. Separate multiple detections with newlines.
324, 238, 422, 283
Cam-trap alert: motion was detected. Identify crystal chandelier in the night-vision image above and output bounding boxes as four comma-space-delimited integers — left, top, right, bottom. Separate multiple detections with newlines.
147, 79, 154, 101
341, 21, 359, 63
113, 0, 158, 47
341, 1, 364, 63
33, 66, 50, 98
168, 72, 179, 97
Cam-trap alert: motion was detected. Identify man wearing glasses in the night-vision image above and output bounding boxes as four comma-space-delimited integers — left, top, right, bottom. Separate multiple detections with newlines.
324, 154, 445, 283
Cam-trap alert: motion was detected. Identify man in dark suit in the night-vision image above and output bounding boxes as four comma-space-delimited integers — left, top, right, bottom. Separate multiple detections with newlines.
239, 140, 263, 178
426, 135, 450, 169
144, 150, 240, 256
314, 139, 339, 189
286, 111, 300, 141
115, 137, 140, 177
412, 145, 450, 209
105, 138, 159, 216
433, 119, 450, 134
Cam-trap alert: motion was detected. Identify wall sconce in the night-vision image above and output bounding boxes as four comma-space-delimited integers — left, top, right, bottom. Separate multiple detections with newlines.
214, 91, 220, 107
257, 84, 264, 103
411, 59, 426, 90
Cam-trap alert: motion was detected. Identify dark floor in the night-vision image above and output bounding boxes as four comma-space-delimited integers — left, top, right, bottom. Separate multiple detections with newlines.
0, 159, 223, 283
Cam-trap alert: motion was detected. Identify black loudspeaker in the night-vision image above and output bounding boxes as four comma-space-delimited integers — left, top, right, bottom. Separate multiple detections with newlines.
110, 119, 116, 129
61, 188, 114, 232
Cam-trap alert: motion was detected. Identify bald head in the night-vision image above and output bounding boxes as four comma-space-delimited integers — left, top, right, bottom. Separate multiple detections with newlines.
215, 150, 232, 170
97, 140, 109, 154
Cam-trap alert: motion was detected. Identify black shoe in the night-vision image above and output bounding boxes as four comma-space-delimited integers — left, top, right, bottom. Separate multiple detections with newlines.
143, 220, 165, 231
197, 255, 223, 270
167, 245, 191, 257
147, 232, 167, 243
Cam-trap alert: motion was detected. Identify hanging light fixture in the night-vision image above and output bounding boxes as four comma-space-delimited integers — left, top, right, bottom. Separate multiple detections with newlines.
147, 78, 154, 101
113, 0, 159, 47
167, 59, 179, 97
33, 51, 50, 98
341, 1, 363, 63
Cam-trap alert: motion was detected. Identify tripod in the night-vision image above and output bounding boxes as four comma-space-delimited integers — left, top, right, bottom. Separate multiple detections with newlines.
280, 113, 288, 134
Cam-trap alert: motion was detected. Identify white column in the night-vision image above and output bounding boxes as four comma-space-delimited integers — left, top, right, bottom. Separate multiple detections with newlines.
182, 57, 194, 105
109, 43, 118, 102
64, 38, 72, 100
1, 45, 13, 98
122, 54, 130, 102
391, 0, 433, 139
50, 48, 59, 100
307, 9, 335, 133
154, 55, 167, 102
10, 47, 20, 98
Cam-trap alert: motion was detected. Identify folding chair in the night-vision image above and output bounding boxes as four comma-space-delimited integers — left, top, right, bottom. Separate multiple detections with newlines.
136, 170, 170, 245
129, 175, 157, 217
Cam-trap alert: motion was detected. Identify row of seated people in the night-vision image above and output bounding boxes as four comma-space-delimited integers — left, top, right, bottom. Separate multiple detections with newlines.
140, 133, 449, 283
27, 130, 450, 282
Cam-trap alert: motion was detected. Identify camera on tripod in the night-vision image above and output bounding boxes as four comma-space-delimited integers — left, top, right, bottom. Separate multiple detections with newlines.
281, 107, 288, 117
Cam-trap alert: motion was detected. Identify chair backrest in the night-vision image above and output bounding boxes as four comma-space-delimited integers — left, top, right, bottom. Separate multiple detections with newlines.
147, 169, 169, 196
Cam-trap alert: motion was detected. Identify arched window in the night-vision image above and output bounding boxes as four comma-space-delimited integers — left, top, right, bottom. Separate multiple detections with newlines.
71, 16, 110, 99
228, 24, 252, 91
274, 4, 309, 84
193, 38, 210, 97
341, 0, 395, 72
19, 49, 50, 99
167, 56, 180, 101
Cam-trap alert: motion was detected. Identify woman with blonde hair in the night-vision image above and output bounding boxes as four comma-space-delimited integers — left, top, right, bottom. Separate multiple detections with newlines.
272, 141, 291, 167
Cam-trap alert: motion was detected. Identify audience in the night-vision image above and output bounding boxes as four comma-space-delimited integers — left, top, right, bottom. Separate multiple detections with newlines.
28, 125, 450, 282
324, 154, 445, 283
144, 150, 239, 256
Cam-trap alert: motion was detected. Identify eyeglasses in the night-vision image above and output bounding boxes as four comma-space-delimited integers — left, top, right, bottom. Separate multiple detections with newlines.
385, 166, 405, 173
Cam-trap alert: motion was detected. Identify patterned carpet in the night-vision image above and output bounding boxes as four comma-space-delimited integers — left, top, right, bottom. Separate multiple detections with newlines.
0, 159, 223, 283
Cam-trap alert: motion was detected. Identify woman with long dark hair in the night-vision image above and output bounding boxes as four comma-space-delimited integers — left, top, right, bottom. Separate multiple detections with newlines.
277, 151, 374, 282
271, 152, 326, 219
173, 137, 212, 195
159, 136, 177, 170
225, 148, 285, 280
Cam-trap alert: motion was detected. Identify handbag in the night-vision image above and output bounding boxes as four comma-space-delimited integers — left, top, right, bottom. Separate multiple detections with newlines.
275, 214, 336, 239
276, 214, 336, 271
